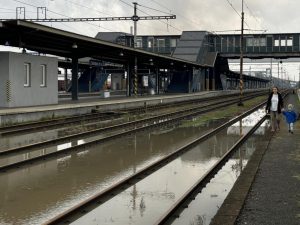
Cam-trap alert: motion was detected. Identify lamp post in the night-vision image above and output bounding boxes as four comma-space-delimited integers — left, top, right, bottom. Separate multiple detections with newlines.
238, 0, 244, 106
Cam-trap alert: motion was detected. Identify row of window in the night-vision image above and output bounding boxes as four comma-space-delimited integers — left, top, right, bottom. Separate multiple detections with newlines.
246, 37, 293, 47
274, 38, 293, 47
24, 63, 47, 87
212, 36, 295, 48
136, 38, 177, 48
246, 38, 266, 47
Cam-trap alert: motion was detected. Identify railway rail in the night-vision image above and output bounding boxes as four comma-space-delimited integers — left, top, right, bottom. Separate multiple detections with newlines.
0, 92, 266, 173
154, 115, 266, 225
0, 90, 267, 136
0, 91, 265, 156
42, 99, 267, 225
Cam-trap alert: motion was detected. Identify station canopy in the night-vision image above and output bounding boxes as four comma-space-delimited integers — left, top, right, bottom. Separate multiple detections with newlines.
0, 20, 210, 69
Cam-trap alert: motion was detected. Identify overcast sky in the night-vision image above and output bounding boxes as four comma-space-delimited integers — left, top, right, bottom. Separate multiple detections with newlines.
2, 0, 300, 37
1, 0, 300, 80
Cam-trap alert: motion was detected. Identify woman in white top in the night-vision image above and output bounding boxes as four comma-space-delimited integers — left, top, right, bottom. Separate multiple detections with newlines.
266, 86, 284, 132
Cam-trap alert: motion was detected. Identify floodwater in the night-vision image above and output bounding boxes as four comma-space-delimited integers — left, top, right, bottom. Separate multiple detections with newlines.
0, 108, 269, 225
0, 116, 128, 151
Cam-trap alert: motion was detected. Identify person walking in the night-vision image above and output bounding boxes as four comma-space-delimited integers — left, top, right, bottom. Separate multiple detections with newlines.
265, 86, 284, 132
282, 103, 297, 134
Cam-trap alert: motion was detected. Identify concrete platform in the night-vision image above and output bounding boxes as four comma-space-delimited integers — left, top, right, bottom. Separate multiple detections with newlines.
210, 91, 300, 225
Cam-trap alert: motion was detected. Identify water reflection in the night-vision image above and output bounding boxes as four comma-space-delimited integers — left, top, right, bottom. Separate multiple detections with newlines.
227, 108, 267, 135
171, 146, 251, 225
0, 110, 267, 225
0, 117, 127, 152
70, 132, 255, 225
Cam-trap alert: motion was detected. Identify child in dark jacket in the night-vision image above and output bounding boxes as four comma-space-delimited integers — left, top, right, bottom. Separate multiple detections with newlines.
282, 104, 297, 134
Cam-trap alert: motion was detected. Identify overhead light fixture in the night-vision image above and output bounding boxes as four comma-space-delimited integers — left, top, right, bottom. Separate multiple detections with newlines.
119, 51, 124, 57
170, 62, 174, 66
72, 43, 78, 49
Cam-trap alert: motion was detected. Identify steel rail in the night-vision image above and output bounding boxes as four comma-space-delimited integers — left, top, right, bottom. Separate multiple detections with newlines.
0, 94, 225, 134
0, 93, 262, 162
153, 90, 290, 225
0, 93, 264, 157
42, 101, 266, 225
0, 98, 246, 172
0, 90, 267, 136
0, 112, 120, 135
154, 115, 267, 225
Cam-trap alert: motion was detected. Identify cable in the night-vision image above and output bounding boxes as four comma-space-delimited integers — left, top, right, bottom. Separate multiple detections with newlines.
138, 3, 174, 16
63, 0, 113, 17
118, 0, 178, 33
225, 0, 241, 18
244, 0, 262, 29
119, 0, 133, 8
148, 0, 171, 12
10, 0, 118, 32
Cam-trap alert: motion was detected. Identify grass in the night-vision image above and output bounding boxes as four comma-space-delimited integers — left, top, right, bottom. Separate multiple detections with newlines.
180, 96, 266, 128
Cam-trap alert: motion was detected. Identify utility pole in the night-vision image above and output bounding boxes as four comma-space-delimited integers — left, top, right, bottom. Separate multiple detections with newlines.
133, 2, 138, 96
299, 65, 300, 88
270, 58, 273, 87
238, 0, 244, 106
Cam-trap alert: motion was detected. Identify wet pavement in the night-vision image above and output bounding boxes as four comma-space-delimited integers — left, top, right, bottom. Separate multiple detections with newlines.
0, 106, 268, 225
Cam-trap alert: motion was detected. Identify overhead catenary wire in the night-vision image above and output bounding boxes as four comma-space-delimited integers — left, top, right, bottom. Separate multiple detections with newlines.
64, 0, 114, 17
244, 0, 262, 29
118, 0, 177, 33
10, 0, 118, 32
138, 3, 174, 16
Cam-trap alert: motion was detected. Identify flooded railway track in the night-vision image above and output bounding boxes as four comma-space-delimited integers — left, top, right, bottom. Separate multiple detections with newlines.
154, 115, 266, 225
0, 93, 266, 173
43, 101, 267, 225
0, 91, 267, 136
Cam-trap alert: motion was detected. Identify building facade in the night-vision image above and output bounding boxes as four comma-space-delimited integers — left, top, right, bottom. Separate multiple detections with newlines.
0, 52, 58, 107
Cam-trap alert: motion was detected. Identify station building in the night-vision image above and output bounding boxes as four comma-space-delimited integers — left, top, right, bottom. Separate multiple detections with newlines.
0, 51, 58, 107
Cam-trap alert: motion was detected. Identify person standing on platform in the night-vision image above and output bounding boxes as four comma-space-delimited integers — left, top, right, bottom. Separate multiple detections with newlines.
282, 104, 297, 134
265, 86, 284, 132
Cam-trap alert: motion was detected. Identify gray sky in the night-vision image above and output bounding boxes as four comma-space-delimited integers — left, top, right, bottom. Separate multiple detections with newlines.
1, 0, 300, 81
1, 0, 300, 37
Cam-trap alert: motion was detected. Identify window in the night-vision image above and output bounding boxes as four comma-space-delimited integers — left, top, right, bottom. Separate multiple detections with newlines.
287, 37, 293, 46
280, 39, 286, 46
136, 38, 142, 48
40, 64, 47, 87
24, 63, 31, 87
246, 38, 253, 47
170, 39, 177, 47
246, 37, 266, 47
157, 38, 165, 49
274, 39, 279, 46
147, 37, 154, 48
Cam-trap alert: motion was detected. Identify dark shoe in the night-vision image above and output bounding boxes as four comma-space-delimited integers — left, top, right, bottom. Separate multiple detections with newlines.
289, 130, 291, 133
291, 131, 294, 134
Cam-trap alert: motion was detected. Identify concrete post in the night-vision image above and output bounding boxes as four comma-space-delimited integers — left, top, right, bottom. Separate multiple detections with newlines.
71, 57, 78, 100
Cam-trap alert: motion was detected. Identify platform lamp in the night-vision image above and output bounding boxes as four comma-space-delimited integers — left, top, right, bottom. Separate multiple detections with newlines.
238, 0, 244, 106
